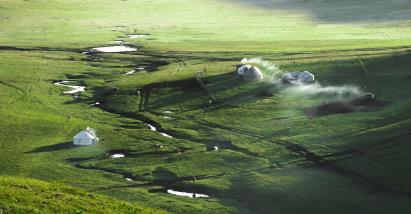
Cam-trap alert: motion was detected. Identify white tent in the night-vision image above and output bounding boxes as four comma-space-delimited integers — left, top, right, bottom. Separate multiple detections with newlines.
236, 64, 264, 81
237, 64, 252, 75
244, 66, 263, 81
73, 127, 99, 146
281, 71, 315, 85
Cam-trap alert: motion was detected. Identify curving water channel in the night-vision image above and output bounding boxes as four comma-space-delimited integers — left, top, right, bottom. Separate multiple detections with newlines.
54, 81, 86, 94
125, 67, 145, 75
167, 189, 210, 198
125, 70, 136, 75
146, 123, 173, 138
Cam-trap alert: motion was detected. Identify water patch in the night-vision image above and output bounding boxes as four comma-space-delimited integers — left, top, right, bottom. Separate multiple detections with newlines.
127, 34, 147, 38
167, 189, 209, 198
92, 45, 137, 53
160, 133, 173, 138
54, 81, 86, 94
206, 145, 220, 152
113, 40, 124, 44
147, 123, 157, 131
126, 178, 134, 181
110, 153, 125, 159
146, 123, 173, 138
125, 70, 136, 75
126, 67, 145, 75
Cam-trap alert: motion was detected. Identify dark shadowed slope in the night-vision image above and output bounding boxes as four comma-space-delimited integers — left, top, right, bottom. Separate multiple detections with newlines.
226, 0, 411, 23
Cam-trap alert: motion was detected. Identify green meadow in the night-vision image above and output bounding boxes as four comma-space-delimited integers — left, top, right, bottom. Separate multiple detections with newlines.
1, 0, 411, 213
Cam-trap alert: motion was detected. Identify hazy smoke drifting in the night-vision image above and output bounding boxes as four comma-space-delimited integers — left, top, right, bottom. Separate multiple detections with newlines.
280, 82, 365, 101
241, 58, 284, 80
240, 58, 366, 101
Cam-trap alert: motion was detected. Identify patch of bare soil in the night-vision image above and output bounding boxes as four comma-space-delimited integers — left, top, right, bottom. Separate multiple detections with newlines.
305, 96, 386, 117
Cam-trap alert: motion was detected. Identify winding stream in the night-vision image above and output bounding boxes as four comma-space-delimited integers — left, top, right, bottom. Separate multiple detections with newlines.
54, 81, 86, 94
167, 189, 210, 198
146, 123, 173, 138
125, 70, 136, 75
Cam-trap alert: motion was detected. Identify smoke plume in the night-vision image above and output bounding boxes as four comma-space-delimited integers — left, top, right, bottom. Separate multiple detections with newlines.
240, 58, 366, 101
241, 58, 284, 80
280, 82, 365, 101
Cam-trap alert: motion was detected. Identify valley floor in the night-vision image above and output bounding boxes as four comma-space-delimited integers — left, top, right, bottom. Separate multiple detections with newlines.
1, 0, 411, 213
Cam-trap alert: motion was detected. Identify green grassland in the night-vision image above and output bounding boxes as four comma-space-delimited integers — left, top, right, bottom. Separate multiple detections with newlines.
1, 0, 411, 213
0, 176, 166, 214
2, 0, 411, 51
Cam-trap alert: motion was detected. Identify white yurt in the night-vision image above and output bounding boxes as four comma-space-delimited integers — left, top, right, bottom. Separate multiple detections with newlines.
73, 127, 99, 146
237, 64, 252, 75
281, 71, 315, 85
243, 66, 263, 81
236, 64, 264, 81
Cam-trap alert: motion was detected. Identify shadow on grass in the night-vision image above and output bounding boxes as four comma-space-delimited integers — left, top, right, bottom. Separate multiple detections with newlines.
27, 141, 76, 153
141, 72, 274, 111
225, 0, 411, 23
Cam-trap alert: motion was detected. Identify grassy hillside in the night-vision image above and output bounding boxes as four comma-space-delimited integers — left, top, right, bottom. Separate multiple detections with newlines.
1, 0, 411, 51
93, 51, 411, 213
0, 176, 166, 213
1, 0, 411, 213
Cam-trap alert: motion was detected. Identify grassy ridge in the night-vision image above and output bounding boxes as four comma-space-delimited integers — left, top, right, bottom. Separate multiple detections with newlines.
0, 176, 166, 213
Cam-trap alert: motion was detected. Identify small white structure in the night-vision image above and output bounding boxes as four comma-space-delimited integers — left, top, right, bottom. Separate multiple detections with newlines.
73, 127, 99, 146
237, 64, 252, 75
236, 64, 264, 81
281, 71, 315, 85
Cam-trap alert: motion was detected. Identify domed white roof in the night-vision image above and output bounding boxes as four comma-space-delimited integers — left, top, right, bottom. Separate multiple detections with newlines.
244, 66, 264, 81
237, 64, 252, 75
281, 71, 315, 84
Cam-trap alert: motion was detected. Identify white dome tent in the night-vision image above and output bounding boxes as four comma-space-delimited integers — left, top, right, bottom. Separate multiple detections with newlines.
243, 66, 263, 81
236, 64, 264, 81
237, 64, 252, 75
281, 71, 315, 85
73, 127, 99, 146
